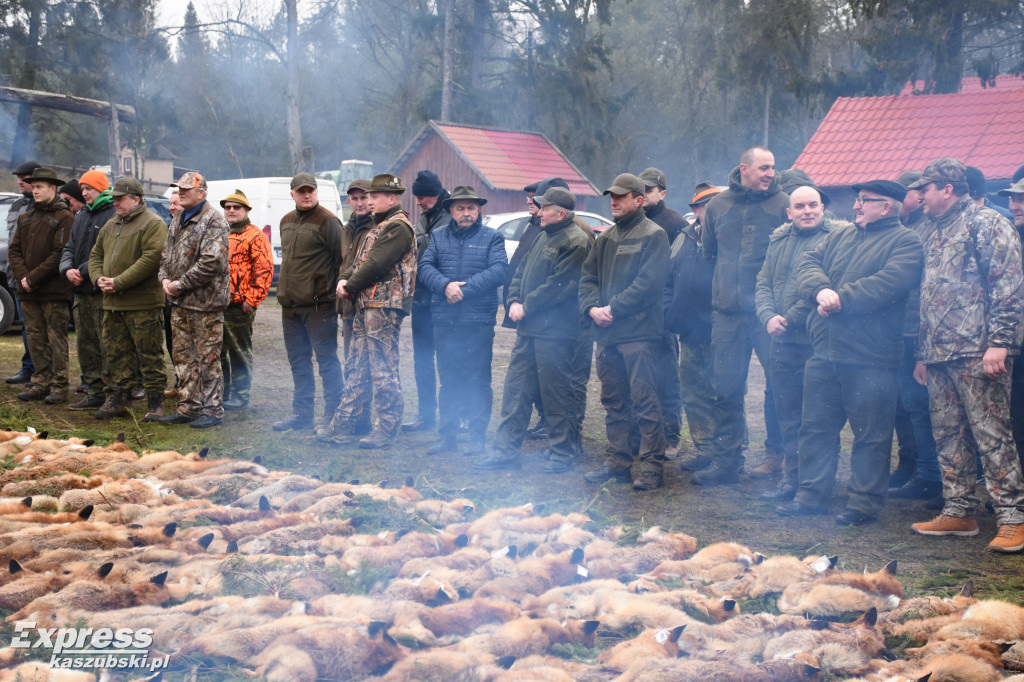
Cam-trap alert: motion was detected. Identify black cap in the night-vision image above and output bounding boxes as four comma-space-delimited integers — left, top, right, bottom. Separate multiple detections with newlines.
12, 160, 40, 176
852, 179, 907, 203
778, 169, 831, 207
966, 166, 986, 198
534, 177, 569, 198
523, 182, 539, 194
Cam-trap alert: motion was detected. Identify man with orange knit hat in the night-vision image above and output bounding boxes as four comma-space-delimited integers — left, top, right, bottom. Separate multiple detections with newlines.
60, 170, 115, 410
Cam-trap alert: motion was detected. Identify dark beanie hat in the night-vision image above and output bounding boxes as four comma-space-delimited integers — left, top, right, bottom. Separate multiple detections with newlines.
60, 179, 86, 205
412, 170, 444, 197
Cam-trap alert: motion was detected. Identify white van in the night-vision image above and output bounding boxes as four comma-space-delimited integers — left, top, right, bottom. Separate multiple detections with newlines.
169, 177, 344, 283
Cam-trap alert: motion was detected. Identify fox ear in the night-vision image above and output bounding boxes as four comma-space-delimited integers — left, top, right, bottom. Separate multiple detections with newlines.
404, 476, 414, 488
961, 580, 974, 597
198, 533, 214, 550
78, 505, 94, 520
861, 607, 878, 627
455, 534, 469, 548
828, 556, 838, 569
507, 545, 518, 560
115, 432, 125, 442
9, 559, 23, 574
20, 496, 31, 508
347, 479, 359, 485
198, 446, 209, 458
150, 571, 168, 586
253, 455, 262, 464
916, 674, 932, 682
803, 664, 820, 676
570, 548, 584, 564
163, 522, 177, 537
38, 431, 48, 440
883, 560, 897, 575
669, 624, 686, 642
582, 620, 600, 635
722, 599, 736, 612
82, 439, 94, 447
368, 621, 387, 638
98, 562, 114, 578
753, 553, 766, 565
258, 496, 272, 512
226, 540, 239, 553
496, 655, 516, 670
395, 529, 410, 540
377, 480, 389, 489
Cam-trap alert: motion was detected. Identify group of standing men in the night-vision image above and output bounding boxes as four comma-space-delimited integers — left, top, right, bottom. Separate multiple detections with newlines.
6, 164, 272, 429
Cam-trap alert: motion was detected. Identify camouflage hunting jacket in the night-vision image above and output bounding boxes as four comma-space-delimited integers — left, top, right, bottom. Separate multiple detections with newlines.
342, 205, 416, 315
919, 197, 1024, 363
159, 201, 230, 312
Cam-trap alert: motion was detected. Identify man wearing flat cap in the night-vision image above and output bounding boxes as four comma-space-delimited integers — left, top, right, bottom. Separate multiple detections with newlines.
156, 171, 230, 428
60, 169, 116, 411
1000, 178, 1024, 465
88, 177, 168, 420
272, 172, 344, 432
8, 167, 74, 403
697, 146, 790, 485
220, 189, 273, 411
667, 182, 720, 468
580, 172, 670, 491
418, 185, 509, 456
4, 160, 41, 386
316, 173, 417, 449
475, 186, 592, 474
908, 158, 1024, 552
779, 179, 922, 526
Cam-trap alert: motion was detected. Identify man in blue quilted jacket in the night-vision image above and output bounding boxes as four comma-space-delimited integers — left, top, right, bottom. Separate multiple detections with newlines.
418, 185, 509, 456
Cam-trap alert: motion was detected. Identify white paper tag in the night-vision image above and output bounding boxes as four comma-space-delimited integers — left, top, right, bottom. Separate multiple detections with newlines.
576, 565, 588, 578
492, 546, 510, 558
655, 629, 669, 644
808, 555, 831, 573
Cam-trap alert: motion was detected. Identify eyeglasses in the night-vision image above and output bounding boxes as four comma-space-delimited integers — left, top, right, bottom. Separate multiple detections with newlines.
854, 196, 887, 205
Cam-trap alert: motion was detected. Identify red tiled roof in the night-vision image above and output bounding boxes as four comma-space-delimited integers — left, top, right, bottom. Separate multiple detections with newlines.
794, 75, 1024, 186
392, 122, 599, 196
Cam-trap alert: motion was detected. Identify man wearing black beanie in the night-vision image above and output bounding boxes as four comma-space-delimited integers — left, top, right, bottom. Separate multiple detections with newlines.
403, 170, 451, 432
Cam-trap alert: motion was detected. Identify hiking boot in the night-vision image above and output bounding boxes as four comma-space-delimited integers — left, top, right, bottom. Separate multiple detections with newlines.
911, 514, 979, 537
272, 414, 313, 431
17, 385, 48, 401
131, 384, 145, 400
401, 417, 435, 433
835, 508, 877, 526
156, 412, 193, 424
315, 416, 356, 445
760, 479, 797, 501
474, 453, 522, 471
632, 471, 663, 491
679, 454, 712, 472
542, 459, 573, 474
223, 396, 249, 411
987, 524, 1024, 552
889, 478, 943, 499
43, 389, 67, 404
691, 463, 740, 486
69, 394, 106, 411
358, 430, 396, 450
777, 501, 829, 517
94, 390, 129, 419
749, 449, 783, 478
189, 414, 223, 429
888, 462, 916, 489
426, 435, 457, 456
524, 422, 548, 440
5, 369, 31, 384
354, 416, 373, 436
141, 393, 165, 422
583, 465, 631, 484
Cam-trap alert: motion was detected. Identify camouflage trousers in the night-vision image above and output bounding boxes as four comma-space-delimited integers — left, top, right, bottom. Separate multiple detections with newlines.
102, 308, 166, 393
21, 300, 69, 391
334, 308, 404, 438
927, 357, 1024, 524
73, 293, 109, 396
221, 304, 255, 402
171, 307, 224, 419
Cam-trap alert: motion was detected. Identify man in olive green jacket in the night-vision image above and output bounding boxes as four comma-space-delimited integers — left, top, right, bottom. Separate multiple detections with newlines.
579, 173, 670, 491
88, 177, 168, 420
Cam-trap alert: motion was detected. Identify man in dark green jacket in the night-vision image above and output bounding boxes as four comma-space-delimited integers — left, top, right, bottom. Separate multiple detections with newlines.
778, 179, 923, 526
754, 183, 838, 502
88, 178, 168, 420
696, 146, 789, 485
272, 173, 344, 432
580, 173, 670, 491
475, 186, 592, 474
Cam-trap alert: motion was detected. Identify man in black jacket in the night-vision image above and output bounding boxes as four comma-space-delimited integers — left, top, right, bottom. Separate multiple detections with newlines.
403, 170, 450, 433
3, 160, 40, 385
697, 146, 789, 485
476, 187, 592, 474
778, 180, 923, 526
580, 173, 670, 491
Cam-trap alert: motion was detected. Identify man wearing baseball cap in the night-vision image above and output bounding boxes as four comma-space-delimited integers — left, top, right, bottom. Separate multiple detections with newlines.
8, 167, 74, 403
60, 170, 116, 410
476, 186, 592, 474
909, 158, 1024, 551
580, 173, 670, 491
272, 172, 344, 432
89, 177, 169, 420
317, 173, 417, 449
220, 189, 273, 411
156, 171, 230, 428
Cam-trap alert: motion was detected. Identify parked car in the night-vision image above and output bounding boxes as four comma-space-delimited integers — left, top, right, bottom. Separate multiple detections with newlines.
483, 210, 613, 260
144, 194, 172, 225
0, 192, 22, 334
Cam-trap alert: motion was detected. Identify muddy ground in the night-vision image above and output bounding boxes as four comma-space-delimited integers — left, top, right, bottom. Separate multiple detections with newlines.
1, 296, 1021, 600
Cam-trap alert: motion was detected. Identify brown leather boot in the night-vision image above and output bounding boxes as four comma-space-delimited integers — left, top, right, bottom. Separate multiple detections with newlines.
94, 390, 129, 420
749, 449, 783, 478
141, 393, 165, 422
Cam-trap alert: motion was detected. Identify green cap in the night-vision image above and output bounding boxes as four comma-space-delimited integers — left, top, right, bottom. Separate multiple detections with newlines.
603, 173, 646, 196
110, 177, 144, 197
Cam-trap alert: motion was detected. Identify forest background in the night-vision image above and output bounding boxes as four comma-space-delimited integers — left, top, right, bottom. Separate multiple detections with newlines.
1, 0, 1023, 204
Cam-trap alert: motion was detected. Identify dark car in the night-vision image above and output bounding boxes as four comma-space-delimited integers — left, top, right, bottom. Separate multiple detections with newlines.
144, 194, 172, 225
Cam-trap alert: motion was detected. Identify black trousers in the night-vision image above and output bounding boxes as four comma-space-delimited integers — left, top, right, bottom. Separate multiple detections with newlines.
282, 306, 344, 419
410, 301, 438, 422
435, 324, 494, 440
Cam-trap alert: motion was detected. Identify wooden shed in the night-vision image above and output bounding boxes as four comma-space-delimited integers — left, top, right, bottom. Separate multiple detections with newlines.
387, 121, 601, 222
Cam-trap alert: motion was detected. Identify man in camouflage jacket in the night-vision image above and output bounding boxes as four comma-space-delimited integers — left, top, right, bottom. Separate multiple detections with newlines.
909, 158, 1024, 553
157, 171, 230, 428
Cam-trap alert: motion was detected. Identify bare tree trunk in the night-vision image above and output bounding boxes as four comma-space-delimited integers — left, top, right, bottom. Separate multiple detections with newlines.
108, 103, 121, 176
440, 0, 454, 121
762, 80, 772, 148
11, 4, 41, 166
285, 0, 304, 172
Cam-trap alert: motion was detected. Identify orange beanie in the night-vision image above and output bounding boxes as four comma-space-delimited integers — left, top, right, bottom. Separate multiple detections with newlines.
79, 169, 110, 192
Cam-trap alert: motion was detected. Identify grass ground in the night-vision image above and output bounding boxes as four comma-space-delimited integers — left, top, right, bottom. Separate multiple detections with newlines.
2, 295, 1023, 604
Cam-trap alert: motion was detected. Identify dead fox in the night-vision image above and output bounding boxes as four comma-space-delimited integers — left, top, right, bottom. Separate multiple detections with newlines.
779, 582, 900, 618
477, 616, 599, 659
596, 625, 687, 672
914, 652, 1004, 682
932, 598, 1024, 642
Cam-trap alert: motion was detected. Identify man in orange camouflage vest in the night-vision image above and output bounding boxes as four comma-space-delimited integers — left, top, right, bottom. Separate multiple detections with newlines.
315, 173, 417, 449
219, 189, 273, 411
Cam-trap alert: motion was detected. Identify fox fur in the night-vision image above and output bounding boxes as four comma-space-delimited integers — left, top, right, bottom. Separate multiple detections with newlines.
779, 582, 900, 618
597, 625, 687, 672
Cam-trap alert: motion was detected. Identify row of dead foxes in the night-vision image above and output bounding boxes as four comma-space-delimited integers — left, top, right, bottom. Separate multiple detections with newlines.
0, 430, 1023, 681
